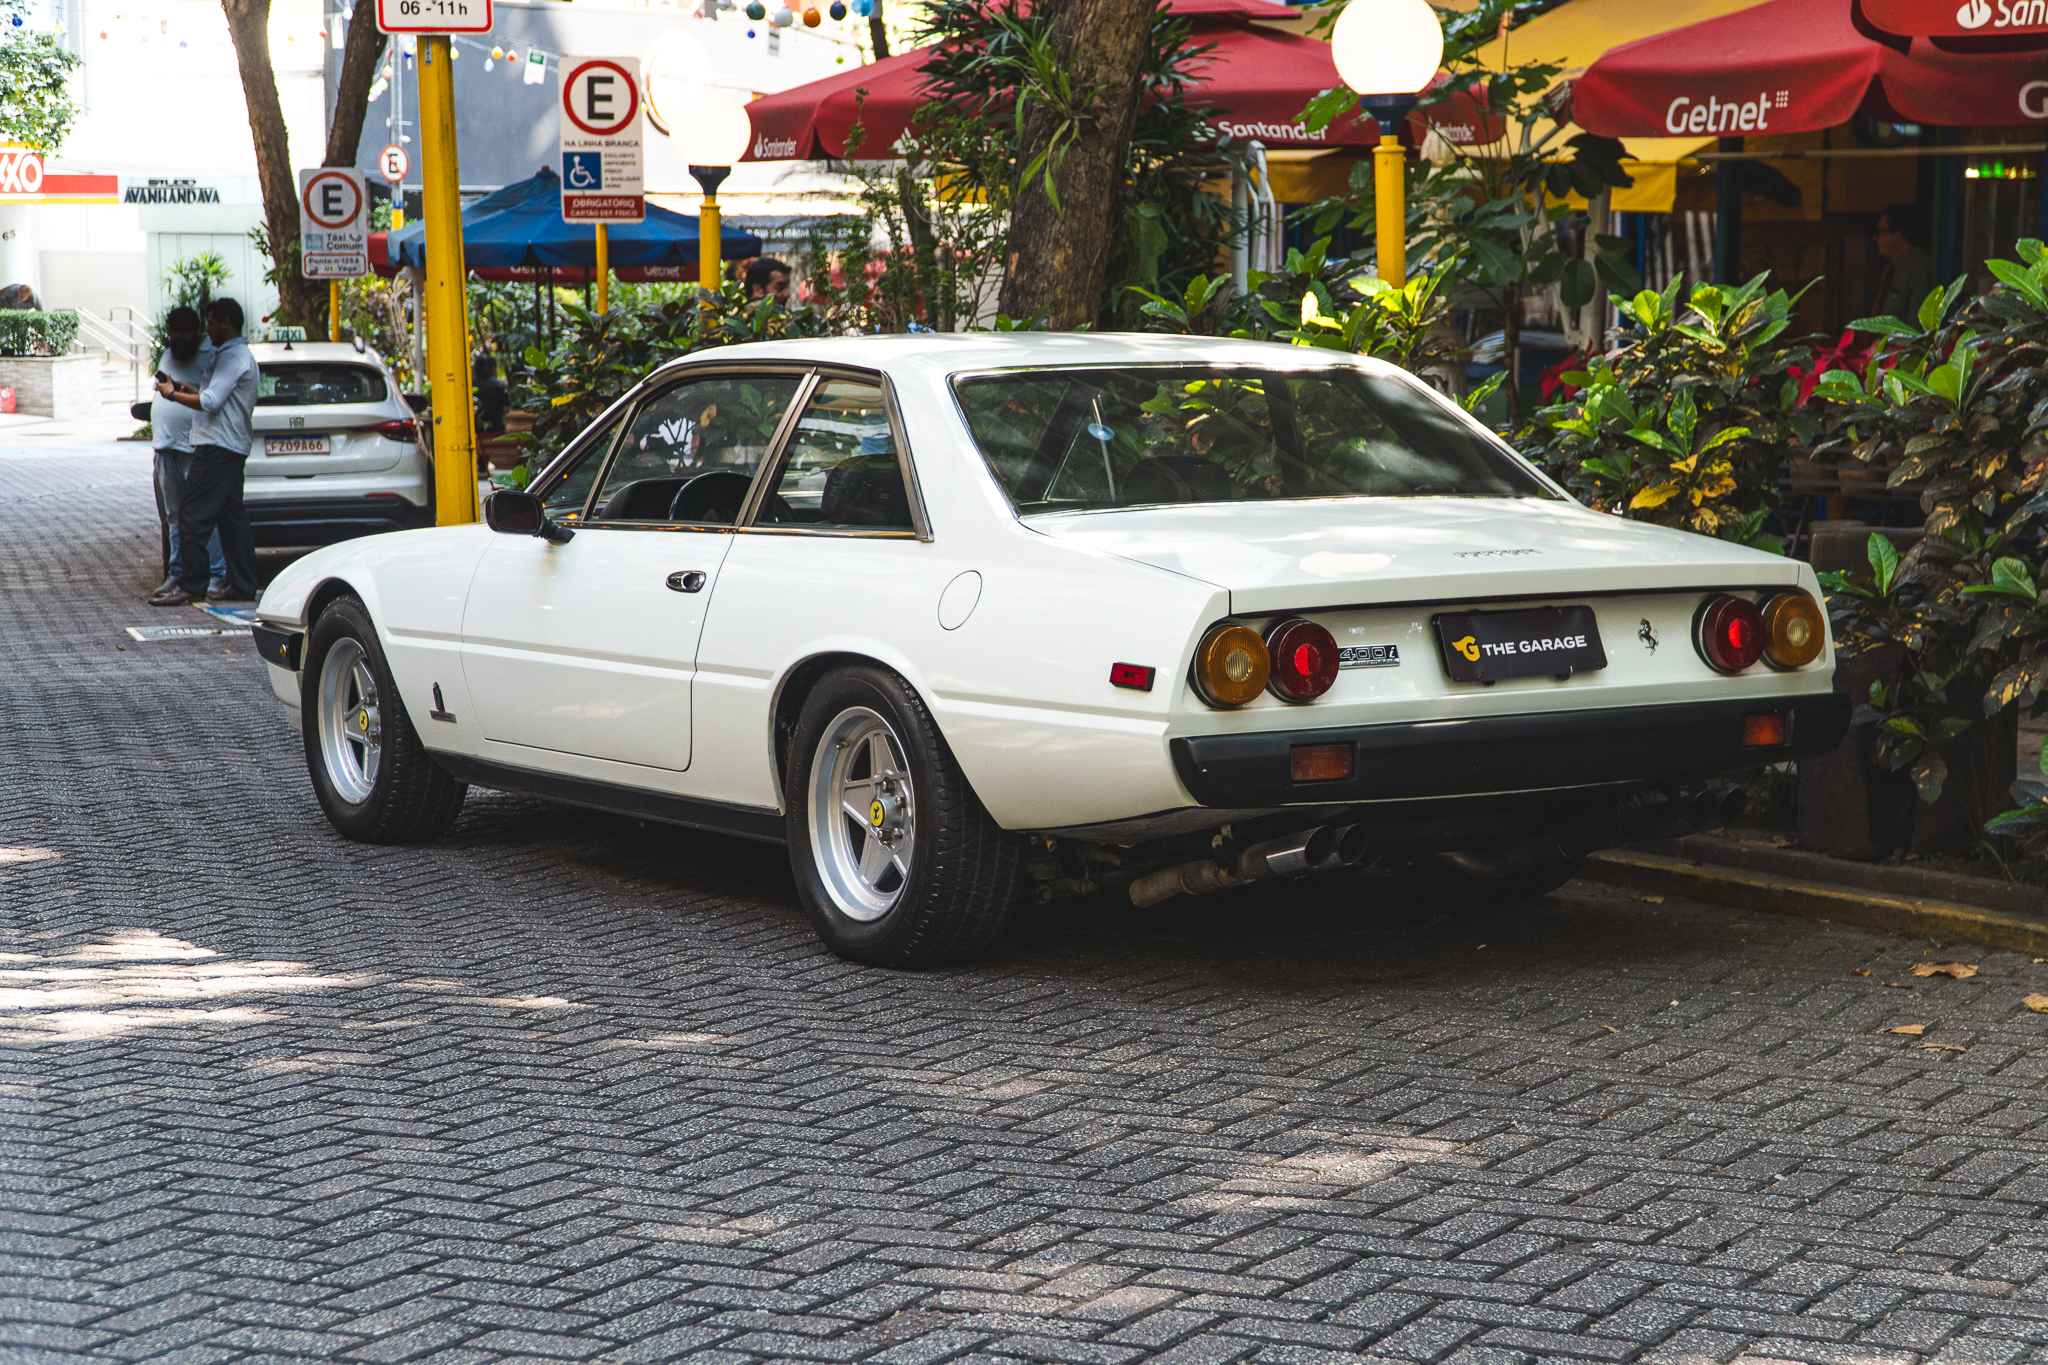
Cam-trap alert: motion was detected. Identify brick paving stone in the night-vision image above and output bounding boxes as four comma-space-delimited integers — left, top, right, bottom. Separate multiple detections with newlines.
9, 436, 2048, 1364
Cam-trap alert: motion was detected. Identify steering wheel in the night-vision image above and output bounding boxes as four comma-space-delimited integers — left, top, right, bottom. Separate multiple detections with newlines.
669, 470, 754, 525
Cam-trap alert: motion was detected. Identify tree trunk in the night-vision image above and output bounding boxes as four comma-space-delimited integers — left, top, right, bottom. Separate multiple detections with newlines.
868, 0, 889, 59
324, 7, 389, 169
996, 0, 1153, 330
221, 0, 327, 330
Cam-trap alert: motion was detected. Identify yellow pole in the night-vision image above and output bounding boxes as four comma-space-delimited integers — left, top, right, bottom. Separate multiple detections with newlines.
418, 34, 476, 526
1374, 132, 1406, 289
699, 192, 721, 301
329, 279, 340, 342
595, 224, 609, 313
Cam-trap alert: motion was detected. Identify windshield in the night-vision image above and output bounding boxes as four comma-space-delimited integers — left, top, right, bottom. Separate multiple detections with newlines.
258, 364, 387, 406
954, 364, 1555, 514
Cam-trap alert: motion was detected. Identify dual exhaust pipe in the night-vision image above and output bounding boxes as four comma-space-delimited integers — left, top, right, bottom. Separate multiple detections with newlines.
1128, 823, 1371, 908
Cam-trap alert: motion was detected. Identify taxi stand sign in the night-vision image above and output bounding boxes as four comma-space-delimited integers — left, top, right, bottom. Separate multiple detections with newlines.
559, 56, 645, 223
374, 0, 491, 33
298, 167, 369, 279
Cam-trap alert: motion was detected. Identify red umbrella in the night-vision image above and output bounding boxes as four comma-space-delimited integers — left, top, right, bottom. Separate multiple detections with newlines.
742, 0, 1411, 160
1573, 0, 2048, 137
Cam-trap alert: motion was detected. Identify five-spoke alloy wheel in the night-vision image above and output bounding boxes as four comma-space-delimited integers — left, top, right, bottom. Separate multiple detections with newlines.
785, 664, 1022, 967
302, 594, 467, 843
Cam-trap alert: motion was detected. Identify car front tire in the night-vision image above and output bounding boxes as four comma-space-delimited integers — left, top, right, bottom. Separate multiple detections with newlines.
785, 664, 1022, 967
302, 594, 468, 843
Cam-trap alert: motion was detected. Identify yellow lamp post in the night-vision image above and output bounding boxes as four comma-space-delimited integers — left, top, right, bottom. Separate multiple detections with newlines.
1331, 0, 1443, 290
678, 91, 755, 301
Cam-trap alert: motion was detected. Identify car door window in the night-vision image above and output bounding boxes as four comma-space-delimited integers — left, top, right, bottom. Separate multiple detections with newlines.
590, 374, 804, 525
752, 377, 916, 532
534, 408, 626, 524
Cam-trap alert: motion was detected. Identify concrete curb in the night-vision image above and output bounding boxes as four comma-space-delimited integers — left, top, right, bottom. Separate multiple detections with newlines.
1582, 849, 2048, 956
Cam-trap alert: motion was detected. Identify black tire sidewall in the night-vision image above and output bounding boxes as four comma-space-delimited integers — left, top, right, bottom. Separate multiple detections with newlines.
784, 667, 951, 962
302, 597, 405, 839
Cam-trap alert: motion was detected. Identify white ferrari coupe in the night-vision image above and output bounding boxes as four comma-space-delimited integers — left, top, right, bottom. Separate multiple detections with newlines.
251, 334, 1847, 966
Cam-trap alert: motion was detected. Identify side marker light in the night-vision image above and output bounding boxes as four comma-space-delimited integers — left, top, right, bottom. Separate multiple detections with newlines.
1109, 662, 1155, 691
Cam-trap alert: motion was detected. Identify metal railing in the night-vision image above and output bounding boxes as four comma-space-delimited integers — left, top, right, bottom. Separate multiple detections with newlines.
61, 304, 151, 401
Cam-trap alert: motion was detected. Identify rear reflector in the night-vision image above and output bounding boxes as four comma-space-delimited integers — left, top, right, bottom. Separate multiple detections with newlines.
1109, 662, 1155, 691
1290, 743, 1353, 782
1742, 712, 1787, 747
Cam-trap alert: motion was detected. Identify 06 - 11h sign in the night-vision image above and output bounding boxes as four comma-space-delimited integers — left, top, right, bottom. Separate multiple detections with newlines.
376, 0, 491, 34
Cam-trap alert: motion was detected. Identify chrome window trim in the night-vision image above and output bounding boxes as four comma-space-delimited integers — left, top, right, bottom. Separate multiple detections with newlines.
735, 363, 931, 542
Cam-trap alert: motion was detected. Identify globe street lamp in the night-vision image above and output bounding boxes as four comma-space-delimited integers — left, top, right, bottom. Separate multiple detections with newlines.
1330, 0, 1442, 288
674, 90, 755, 300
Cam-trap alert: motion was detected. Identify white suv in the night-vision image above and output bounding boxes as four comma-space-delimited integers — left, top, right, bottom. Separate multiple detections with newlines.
244, 340, 432, 545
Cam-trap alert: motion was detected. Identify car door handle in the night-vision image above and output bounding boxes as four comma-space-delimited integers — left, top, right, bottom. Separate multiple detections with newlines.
666, 570, 707, 593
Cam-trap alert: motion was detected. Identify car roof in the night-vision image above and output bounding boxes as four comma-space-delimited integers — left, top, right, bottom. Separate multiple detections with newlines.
248, 341, 391, 369
647, 331, 1404, 383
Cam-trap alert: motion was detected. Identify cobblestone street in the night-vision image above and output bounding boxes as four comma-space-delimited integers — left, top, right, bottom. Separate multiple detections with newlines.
9, 435, 2048, 1365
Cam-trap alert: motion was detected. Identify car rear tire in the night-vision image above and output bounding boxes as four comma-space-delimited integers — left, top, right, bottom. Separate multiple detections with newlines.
785, 664, 1023, 967
303, 594, 467, 843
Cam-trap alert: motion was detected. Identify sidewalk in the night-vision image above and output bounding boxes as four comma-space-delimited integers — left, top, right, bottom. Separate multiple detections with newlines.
0, 411, 142, 445
1584, 827, 2048, 955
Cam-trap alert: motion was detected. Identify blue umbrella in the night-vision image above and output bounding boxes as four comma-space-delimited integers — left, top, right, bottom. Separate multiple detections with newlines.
386, 168, 761, 270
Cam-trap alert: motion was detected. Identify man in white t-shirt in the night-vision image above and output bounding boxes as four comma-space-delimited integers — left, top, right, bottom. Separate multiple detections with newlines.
149, 306, 224, 596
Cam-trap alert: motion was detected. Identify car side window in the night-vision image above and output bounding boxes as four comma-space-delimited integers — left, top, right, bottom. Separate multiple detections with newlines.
535, 408, 626, 524
752, 377, 915, 533
590, 374, 804, 525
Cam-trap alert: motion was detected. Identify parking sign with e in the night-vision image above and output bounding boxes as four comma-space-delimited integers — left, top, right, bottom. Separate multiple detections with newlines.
298, 167, 369, 279
378, 143, 409, 184
559, 57, 644, 223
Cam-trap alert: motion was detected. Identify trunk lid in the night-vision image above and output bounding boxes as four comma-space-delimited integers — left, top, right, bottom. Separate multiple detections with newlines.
1027, 497, 1801, 613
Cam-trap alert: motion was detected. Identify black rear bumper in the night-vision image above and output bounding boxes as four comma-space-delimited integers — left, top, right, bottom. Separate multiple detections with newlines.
248, 497, 432, 547
1170, 693, 1852, 807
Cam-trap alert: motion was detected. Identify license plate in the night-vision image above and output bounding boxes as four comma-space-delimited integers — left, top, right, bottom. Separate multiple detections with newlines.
1434, 605, 1607, 683
264, 435, 330, 455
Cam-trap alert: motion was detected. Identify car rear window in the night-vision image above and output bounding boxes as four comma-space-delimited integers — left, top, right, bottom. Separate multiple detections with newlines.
952, 364, 1555, 514
257, 364, 387, 406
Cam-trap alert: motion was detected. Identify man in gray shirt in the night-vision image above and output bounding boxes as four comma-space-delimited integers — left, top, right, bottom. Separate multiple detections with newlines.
149, 306, 224, 597
149, 297, 262, 606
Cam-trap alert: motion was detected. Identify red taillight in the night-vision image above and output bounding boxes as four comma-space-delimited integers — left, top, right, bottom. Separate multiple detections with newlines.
372, 420, 417, 442
1265, 619, 1339, 702
1696, 594, 1765, 673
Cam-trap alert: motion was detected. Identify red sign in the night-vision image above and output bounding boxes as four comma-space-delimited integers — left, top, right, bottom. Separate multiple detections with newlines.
375, 0, 492, 35
1859, 0, 2048, 37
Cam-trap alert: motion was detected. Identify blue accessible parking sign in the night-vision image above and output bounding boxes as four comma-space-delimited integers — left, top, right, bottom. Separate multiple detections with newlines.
562, 152, 603, 191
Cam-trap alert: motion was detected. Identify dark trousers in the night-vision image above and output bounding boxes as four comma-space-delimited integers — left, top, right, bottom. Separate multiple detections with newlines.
177, 444, 260, 596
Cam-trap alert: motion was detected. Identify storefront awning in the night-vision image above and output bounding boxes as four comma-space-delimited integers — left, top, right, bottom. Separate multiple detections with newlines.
1576, 0, 2048, 137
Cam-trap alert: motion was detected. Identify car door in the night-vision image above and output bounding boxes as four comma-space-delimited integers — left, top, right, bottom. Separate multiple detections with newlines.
690, 371, 932, 809
460, 370, 806, 773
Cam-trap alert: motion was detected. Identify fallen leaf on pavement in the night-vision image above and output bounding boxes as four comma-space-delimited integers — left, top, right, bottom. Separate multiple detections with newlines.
1886, 1024, 1927, 1035
1852, 969, 1872, 977
1910, 961, 1979, 979
1882, 981, 1914, 989
1601, 1025, 1619, 1033
1635, 895, 1664, 904
2024, 994, 2048, 1014
1921, 1043, 1967, 1053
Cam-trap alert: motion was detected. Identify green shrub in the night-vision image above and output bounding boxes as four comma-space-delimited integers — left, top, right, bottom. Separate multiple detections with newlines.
0, 310, 80, 357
